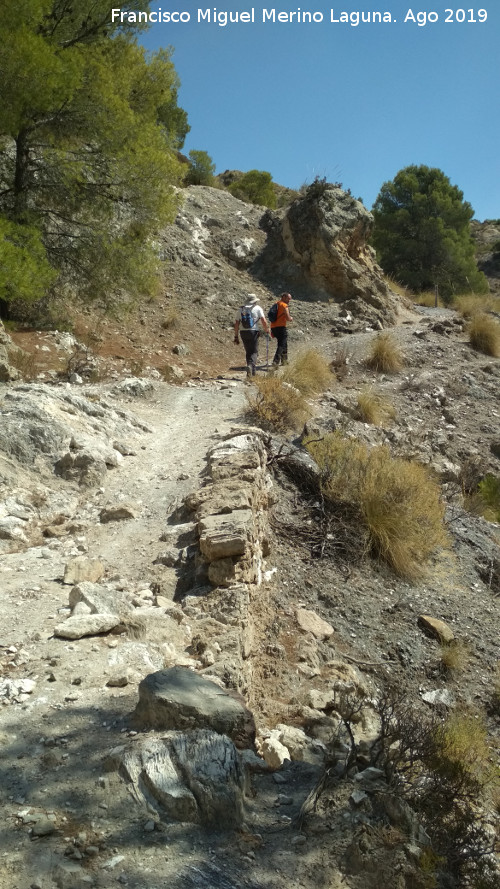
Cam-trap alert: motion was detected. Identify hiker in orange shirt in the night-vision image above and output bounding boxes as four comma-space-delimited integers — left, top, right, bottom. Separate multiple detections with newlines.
270, 292, 293, 366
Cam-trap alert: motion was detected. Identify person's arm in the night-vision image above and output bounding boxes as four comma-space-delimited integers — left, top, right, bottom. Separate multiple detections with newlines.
234, 318, 240, 343
284, 306, 293, 322
259, 316, 270, 335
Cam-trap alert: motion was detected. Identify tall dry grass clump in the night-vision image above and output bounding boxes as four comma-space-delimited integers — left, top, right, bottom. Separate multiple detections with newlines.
356, 387, 396, 426
365, 332, 404, 373
413, 291, 445, 308
307, 434, 448, 579
245, 377, 310, 433
282, 348, 332, 396
455, 293, 500, 319
468, 312, 500, 357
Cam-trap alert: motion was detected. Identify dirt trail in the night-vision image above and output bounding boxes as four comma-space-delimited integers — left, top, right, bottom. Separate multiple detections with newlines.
83, 381, 248, 584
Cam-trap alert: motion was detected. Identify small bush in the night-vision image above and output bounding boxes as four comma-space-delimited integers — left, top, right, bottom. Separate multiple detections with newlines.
330, 345, 350, 381
246, 376, 310, 432
282, 348, 332, 396
468, 313, 500, 357
372, 695, 498, 886
478, 474, 500, 522
7, 348, 37, 380
384, 276, 411, 299
161, 306, 179, 330
307, 435, 447, 578
366, 332, 404, 373
356, 387, 395, 426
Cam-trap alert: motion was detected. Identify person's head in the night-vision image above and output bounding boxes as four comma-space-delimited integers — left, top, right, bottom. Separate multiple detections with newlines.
246, 294, 260, 306
280, 292, 292, 304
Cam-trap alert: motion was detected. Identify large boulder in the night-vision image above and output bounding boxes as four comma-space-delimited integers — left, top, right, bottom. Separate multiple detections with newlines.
254, 182, 397, 324
132, 666, 256, 747
114, 729, 246, 826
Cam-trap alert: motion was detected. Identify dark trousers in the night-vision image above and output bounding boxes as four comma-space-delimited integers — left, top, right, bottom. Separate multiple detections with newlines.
272, 326, 288, 365
240, 330, 260, 374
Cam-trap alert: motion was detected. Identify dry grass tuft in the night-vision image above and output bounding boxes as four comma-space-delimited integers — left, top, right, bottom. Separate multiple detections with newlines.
439, 640, 469, 675
7, 348, 37, 380
468, 312, 500, 357
455, 293, 500, 318
282, 348, 333, 396
356, 387, 396, 426
412, 291, 445, 308
307, 434, 448, 579
330, 345, 350, 381
161, 305, 179, 330
365, 332, 404, 373
245, 376, 310, 432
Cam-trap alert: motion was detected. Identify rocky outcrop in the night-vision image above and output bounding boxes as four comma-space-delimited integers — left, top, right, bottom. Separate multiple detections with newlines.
0, 383, 149, 481
0, 320, 21, 382
253, 182, 397, 325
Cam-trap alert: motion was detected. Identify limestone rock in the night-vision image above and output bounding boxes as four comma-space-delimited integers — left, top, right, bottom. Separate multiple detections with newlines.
198, 509, 252, 561
112, 377, 155, 397
117, 730, 245, 826
69, 581, 133, 616
55, 450, 107, 487
258, 735, 290, 769
296, 608, 334, 640
254, 183, 396, 323
99, 504, 139, 523
418, 615, 455, 644
54, 614, 121, 639
132, 666, 256, 747
63, 557, 105, 585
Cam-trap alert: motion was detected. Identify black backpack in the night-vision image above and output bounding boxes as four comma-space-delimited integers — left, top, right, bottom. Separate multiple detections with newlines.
268, 302, 278, 323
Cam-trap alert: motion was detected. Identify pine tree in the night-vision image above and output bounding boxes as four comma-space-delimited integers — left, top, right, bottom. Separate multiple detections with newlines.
0, 1, 188, 309
372, 165, 488, 301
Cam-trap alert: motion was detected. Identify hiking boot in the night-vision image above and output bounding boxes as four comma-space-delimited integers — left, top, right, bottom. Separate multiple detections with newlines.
246, 366, 252, 379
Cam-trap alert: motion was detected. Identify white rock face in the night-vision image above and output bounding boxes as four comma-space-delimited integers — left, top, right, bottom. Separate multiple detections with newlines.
116, 729, 246, 826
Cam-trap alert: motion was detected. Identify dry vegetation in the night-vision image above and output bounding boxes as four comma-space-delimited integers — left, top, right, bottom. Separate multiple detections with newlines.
468, 312, 500, 357
356, 386, 396, 426
281, 347, 333, 396
306, 434, 448, 578
246, 349, 332, 432
439, 640, 470, 675
455, 293, 500, 318
365, 331, 404, 373
245, 376, 310, 432
412, 290, 446, 308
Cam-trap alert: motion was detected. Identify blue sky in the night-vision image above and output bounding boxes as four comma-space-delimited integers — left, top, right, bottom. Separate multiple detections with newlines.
140, 3, 499, 220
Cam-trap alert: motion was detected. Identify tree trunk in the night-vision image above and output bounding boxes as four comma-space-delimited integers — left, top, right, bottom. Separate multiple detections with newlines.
13, 129, 30, 222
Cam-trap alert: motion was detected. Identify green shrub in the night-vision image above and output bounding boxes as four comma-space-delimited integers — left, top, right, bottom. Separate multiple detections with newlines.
371, 695, 498, 887
366, 332, 404, 373
228, 170, 277, 208
307, 435, 447, 578
478, 474, 500, 521
468, 313, 500, 356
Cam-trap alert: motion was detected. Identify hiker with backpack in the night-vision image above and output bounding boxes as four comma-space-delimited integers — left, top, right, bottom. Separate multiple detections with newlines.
234, 294, 270, 378
269, 292, 293, 367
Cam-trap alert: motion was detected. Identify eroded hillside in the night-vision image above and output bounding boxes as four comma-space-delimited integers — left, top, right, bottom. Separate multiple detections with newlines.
0, 185, 499, 889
